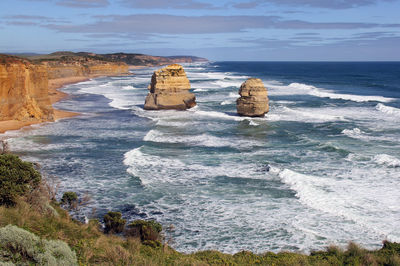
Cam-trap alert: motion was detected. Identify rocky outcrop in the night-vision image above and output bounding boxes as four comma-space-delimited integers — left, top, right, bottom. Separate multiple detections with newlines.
144, 64, 196, 110
0, 55, 54, 122
236, 78, 269, 117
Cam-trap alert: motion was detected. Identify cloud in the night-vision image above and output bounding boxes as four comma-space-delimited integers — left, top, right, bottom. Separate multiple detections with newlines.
44, 14, 400, 35
232, 0, 396, 9
296, 32, 320, 36
20, 0, 109, 7
6, 21, 39, 26
232, 1, 259, 8
3, 15, 69, 23
2, 14, 70, 27
57, 0, 109, 7
353, 31, 396, 39
119, 0, 216, 9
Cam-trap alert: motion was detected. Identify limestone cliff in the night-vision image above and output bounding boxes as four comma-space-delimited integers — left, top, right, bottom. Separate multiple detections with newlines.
236, 78, 269, 117
144, 64, 196, 110
0, 55, 54, 122
43, 59, 129, 80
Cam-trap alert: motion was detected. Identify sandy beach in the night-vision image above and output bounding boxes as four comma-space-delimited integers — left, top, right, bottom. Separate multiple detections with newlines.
0, 77, 85, 134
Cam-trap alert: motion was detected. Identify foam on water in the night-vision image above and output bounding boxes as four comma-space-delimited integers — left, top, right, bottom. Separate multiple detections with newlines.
220, 100, 234, 105
275, 167, 400, 242
144, 130, 236, 148
376, 103, 400, 117
267, 82, 395, 103
265, 106, 345, 123
373, 154, 400, 168
288, 83, 395, 102
342, 128, 363, 138
123, 147, 187, 185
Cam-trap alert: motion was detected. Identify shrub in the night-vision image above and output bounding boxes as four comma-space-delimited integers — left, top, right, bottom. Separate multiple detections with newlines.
0, 154, 41, 207
61, 192, 78, 209
103, 211, 126, 234
126, 220, 162, 243
0, 224, 77, 265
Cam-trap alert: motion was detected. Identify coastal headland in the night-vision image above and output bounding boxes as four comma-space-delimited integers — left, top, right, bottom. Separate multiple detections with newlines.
0, 52, 207, 133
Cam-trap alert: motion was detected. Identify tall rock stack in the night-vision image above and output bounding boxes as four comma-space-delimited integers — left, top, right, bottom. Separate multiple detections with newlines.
144, 64, 196, 110
236, 78, 269, 117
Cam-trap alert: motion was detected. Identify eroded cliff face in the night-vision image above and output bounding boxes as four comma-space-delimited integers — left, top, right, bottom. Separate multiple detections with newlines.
0, 56, 54, 122
44, 61, 129, 80
144, 64, 196, 110
236, 78, 269, 117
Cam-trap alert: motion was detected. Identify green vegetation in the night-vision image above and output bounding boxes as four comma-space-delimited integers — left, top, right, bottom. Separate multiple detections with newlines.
0, 154, 41, 207
61, 191, 78, 210
0, 154, 399, 265
0, 224, 77, 265
127, 220, 163, 247
103, 211, 126, 234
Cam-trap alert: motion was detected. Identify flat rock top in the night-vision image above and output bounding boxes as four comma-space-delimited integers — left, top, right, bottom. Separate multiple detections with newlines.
242, 78, 263, 87
239, 78, 267, 97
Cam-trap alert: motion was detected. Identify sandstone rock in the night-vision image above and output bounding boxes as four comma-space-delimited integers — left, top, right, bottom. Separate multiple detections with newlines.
144, 64, 196, 110
236, 78, 269, 117
45, 61, 128, 79
0, 55, 54, 122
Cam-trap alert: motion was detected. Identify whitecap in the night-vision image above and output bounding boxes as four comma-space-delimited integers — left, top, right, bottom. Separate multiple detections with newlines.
342, 128, 363, 138
373, 154, 400, 168
288, 83, 394, 103
220, 100, 234, 105
248, 120, 259, 126
376, 103, 400, 117
277, 106, 345, 122
228, 92, 239, 98
143, 129, 255, 148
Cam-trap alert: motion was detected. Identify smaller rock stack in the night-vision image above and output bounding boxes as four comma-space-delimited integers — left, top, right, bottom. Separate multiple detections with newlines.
144, 64, 196, 110
236, 78, 269, 117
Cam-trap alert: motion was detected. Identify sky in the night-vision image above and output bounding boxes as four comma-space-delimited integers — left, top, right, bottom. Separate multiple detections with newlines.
0, 0, 399, 61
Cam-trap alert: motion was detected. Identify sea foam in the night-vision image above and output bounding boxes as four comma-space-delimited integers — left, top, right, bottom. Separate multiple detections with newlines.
288, 83, 394, 103
373, 154, 400, 168
376, 103, 400, 117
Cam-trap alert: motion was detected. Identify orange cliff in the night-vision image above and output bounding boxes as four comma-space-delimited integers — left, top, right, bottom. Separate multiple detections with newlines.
0, 55, 55, 132
0, 54, 129, 133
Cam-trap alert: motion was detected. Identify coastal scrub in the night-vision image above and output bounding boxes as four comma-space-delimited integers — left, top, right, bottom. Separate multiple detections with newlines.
0, 154, 41, 206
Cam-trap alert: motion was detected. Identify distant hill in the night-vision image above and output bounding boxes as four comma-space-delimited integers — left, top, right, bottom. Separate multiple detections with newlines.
22, 51, 208, 66
101, 53, 208, 66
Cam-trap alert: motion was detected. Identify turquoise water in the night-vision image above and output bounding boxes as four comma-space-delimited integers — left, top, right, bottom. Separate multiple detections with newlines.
3, 62, 400, 253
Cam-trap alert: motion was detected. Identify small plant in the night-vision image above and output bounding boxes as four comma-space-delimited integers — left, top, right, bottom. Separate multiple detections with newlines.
0, 224, 77, 265
0, 154, 41, 207
103, 211, 126, 234
126, 219, 162, 244
61, 191, 78, 209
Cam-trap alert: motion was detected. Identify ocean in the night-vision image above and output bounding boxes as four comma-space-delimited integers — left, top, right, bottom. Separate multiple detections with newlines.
4, 62, 400, 254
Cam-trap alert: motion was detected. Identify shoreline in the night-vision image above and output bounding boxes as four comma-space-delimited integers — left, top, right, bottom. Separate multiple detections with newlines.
0, 76, 100, 134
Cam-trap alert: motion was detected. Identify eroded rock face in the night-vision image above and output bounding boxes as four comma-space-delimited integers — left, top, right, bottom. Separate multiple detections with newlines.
45, 61, 129, 79
0, 56, 54, 122
144, 64, 196, 110
236, 78, 269, 117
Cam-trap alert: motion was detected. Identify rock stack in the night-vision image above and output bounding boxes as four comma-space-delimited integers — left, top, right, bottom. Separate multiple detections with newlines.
236, 78, 269, 117
144, 64, 196, 110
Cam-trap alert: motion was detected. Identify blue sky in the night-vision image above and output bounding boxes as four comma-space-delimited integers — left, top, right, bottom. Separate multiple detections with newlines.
0, 0, 399, 60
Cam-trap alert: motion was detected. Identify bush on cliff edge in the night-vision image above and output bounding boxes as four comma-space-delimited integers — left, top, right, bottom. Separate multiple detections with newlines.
0, 224, 77, 265
0, 154, 41, 207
